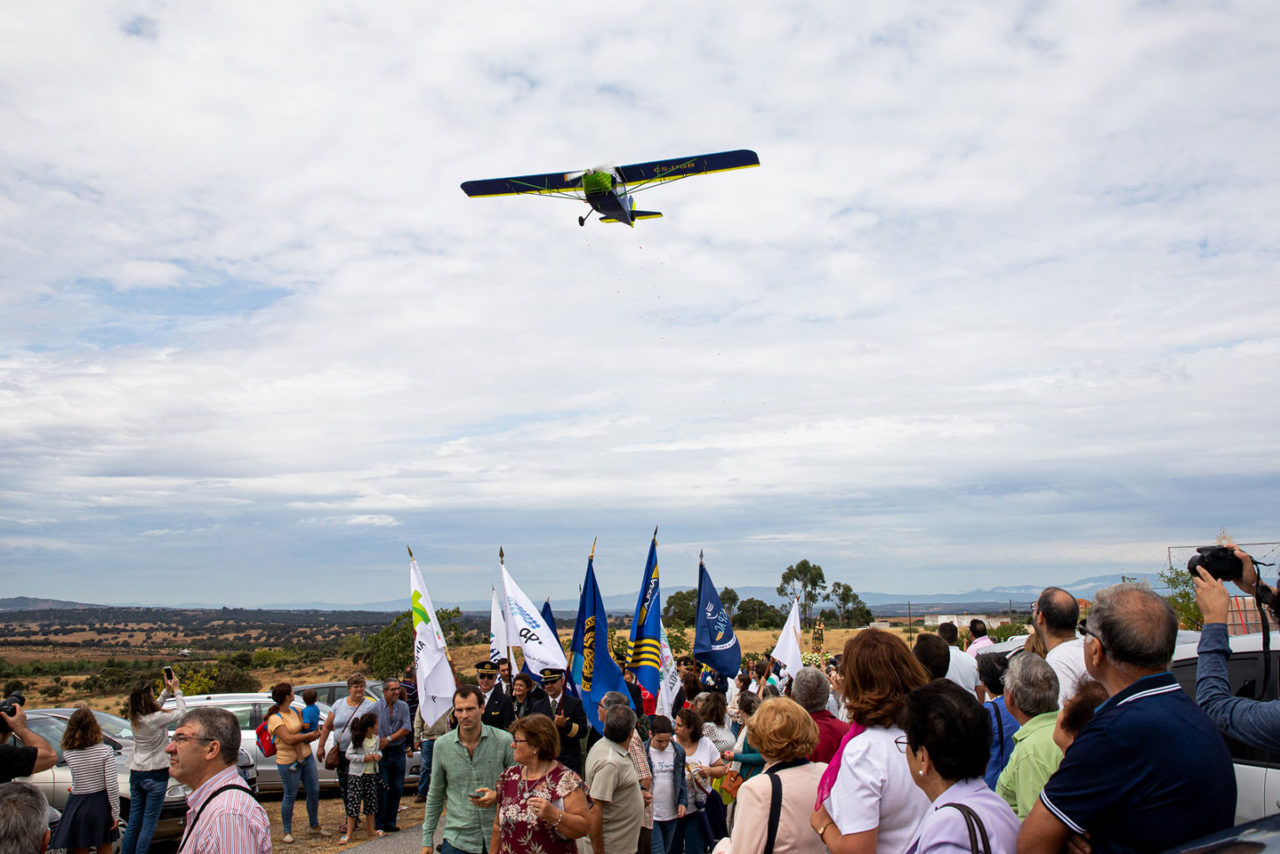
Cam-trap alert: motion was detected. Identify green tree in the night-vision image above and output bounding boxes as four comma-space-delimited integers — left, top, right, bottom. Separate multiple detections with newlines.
42, 684, 64, 702
738, 598, 783, 629
827, 582, 873, 627
360, 612, 414, 679
1159, 564, 1203, 630
777, 559, 827, 626
665, 626, 691, 656
436, 607, 466, 647
663, 589, 698, 627
720, 588, 739, 620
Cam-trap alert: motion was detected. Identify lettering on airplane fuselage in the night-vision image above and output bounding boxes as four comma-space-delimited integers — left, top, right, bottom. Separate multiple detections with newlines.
654, 159, 697, 179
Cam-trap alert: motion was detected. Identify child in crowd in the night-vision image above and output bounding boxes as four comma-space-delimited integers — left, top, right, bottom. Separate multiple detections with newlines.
300, 688, 320, 733
340, 712, 383, 843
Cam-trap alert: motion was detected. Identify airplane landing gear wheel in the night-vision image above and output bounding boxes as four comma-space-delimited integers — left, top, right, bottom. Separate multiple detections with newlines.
578, 216, 586, 227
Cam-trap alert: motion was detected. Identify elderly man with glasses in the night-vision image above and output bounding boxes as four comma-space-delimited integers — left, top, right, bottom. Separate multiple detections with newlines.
1018, 583, 1235, 854
165, 707, 270, 853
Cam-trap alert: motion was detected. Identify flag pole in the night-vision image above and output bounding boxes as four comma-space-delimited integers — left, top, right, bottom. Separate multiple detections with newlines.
500, 547, 514, 673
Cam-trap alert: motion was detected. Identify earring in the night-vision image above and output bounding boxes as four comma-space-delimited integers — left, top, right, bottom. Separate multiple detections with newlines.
917, 769, 924, 776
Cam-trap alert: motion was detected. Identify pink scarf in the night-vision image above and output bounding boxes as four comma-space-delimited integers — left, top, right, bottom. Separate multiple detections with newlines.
815, 720, 866, 809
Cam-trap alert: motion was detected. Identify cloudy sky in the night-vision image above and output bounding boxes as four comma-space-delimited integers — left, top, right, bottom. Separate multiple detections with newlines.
2, 2, 1278, 609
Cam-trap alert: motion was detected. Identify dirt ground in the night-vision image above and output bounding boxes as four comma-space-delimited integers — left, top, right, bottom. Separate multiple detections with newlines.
262, 789, 425, 851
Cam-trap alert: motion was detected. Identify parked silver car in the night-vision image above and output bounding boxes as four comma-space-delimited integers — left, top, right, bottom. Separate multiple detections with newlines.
13, 709, 258, 846
167, 692, 420, 793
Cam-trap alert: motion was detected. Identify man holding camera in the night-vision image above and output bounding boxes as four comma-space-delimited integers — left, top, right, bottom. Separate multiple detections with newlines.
1193, 544, 1280, 750
0, 699, 57, 784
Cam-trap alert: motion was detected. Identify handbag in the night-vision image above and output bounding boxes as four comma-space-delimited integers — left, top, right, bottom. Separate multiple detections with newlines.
942, 802, 992, 854
721, 768, 744, 798
323, 709, 357, 771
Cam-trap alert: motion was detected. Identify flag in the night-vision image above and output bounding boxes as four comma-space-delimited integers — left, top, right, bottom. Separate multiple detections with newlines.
693, 554, 742, 678
626, 529, 663, 698
409, 552, 457, 725
489, 587, 506, 665
772, 597, 804, 680
501, 564, 568, 674
656, 620, 681, 717
569, 553, 631, 733
529, 600, 579, 698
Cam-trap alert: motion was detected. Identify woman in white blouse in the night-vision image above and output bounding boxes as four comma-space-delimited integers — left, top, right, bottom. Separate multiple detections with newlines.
809, 630, 931, 854
122, 671, 185, 854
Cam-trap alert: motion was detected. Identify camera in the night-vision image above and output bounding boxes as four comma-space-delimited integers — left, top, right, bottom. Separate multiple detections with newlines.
0, 692, 25, 735
1188, 546, 1246, 582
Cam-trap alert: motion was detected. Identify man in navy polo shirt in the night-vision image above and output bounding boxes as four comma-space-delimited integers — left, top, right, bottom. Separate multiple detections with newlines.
1018, 583, 1235, 854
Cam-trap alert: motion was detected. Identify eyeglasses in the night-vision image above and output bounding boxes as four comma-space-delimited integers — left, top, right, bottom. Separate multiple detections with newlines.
170, 734, 215, 746
1078, 619, 1106, 652
512, 738, 528, 744
894, 736, 909, 753
478, 674, 495, 680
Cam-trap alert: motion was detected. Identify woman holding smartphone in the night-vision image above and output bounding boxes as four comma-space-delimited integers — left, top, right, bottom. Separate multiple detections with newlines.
121, 668, 185, 854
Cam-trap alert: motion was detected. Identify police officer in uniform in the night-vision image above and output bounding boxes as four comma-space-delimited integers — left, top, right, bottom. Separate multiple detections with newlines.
540, 667, 587, 776
475, 660, 516, 730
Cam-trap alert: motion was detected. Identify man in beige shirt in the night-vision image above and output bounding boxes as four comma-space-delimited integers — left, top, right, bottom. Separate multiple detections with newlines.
584, 704, 644, 854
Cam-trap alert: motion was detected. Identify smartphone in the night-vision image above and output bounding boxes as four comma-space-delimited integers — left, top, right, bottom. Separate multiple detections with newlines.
469, 789, 484, 800
163, 665, 175, 681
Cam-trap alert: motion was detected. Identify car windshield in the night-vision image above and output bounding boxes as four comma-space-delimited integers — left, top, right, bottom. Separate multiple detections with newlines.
21, 716, 70, 762
92, 711, 134, 741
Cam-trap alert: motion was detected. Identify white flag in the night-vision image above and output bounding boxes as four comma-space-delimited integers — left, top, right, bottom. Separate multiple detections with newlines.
656, 620, 681, 717
501, 564, 568, 673
489, 588, 506, 665
771, 598, 804, 680
410, 556, 457, 725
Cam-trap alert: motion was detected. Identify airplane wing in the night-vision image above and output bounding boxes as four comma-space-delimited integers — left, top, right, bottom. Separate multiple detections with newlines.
616, 149, 759, 191
460, 170, 584, 199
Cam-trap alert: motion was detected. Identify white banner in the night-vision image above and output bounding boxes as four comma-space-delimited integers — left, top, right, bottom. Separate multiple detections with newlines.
410, 557, 457, 725
656, 619, 681, 718
489, 588, 506, 665
771, 598, 804, 680
501, 565, 568, 673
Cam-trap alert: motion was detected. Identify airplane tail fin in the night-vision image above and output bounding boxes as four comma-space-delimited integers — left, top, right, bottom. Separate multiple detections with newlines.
601, 210, 663, 224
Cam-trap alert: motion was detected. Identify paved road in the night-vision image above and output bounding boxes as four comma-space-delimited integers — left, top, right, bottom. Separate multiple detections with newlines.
353, 819, 439, 853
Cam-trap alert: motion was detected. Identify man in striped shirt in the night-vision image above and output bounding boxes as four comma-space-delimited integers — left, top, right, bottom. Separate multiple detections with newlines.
166, 707, 270, 853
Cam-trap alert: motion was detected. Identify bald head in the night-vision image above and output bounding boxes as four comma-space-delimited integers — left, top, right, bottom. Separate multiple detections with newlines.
1036, 587, 1079, 638
1089, 583, 1177, 672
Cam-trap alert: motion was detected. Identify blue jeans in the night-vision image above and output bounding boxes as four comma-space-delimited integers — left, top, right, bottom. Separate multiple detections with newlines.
376, 743, 406, 830
681, 811, 708, 854
416, 739, 434, 797
441, 839, 486, 854
121, 768, 168, 854
653, 819, 678, 854
278, 753, 320, 833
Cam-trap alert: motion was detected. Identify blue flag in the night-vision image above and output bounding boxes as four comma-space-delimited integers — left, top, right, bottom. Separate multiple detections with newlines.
570, 555, 631, 733
626, 531, 663, 699
693, 556, 741, 678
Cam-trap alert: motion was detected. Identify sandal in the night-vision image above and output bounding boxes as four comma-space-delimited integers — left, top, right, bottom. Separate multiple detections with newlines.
338, 835, 350, 845
374, 829, 386, 838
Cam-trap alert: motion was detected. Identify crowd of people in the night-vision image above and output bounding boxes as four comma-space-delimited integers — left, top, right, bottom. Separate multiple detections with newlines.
3, 544, 1279, 854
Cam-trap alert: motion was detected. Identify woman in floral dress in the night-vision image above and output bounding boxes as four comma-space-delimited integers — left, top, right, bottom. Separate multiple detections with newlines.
490, 713, 591, 854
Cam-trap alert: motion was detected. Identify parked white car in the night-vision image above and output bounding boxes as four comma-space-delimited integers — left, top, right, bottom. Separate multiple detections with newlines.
166, 693, 420, 793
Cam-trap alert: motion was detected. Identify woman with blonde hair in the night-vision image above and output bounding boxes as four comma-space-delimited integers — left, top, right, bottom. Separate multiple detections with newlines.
809, 629, 931, 854
713, 698, 825, 854
48, 705, 119, 854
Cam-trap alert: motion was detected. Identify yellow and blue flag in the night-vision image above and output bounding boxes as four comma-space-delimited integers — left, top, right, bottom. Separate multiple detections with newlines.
626, 531, 663, 698
693, 555, 741, 678
570, 554, 631, 733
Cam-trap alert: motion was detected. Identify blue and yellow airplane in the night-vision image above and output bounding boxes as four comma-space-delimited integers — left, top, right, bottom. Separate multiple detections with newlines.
460, 149, 759, 227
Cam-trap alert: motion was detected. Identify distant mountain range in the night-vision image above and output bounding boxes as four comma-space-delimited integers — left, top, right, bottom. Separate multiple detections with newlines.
0, 572, 1164, 616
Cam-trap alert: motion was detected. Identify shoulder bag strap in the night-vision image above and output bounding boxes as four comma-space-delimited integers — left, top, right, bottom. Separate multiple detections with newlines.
992, 704, 1005, 760
178, 784, 248, 852
942, 802, 991, 854
764, 774, 782, 854
762, 758, 808, 854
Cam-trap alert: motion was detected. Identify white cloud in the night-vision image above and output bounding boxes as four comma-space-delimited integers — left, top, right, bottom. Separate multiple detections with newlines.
1, 2, 1278, 605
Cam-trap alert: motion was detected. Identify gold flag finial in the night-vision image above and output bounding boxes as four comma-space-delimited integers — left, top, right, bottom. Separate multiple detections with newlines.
699, 549, 704, 562
589, 537, 597, 560
407, 545, 414, 559
653, 525, 659, 541
499, 546, 505, 564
